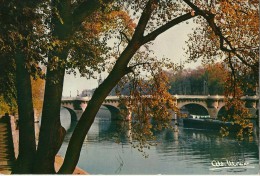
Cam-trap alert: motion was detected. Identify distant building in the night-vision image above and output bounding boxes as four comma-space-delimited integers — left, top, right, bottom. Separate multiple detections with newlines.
98, 74, 103, 86
80, 75, 118, 97
81, 89, 95, 97
81, 75, 103, 97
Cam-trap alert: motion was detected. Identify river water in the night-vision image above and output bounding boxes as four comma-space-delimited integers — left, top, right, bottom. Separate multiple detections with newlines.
58, 107, 259, 175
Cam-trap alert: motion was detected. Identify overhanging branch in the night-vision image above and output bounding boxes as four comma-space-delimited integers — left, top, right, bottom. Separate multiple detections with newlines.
183, 0, 256, 70
120, 31, 130, 43
131, 0, 158, 41
142, 12, 198, 44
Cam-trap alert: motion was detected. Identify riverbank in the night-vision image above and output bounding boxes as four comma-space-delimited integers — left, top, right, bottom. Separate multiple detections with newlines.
0, 115, 88, 175
55, 155, 88, 174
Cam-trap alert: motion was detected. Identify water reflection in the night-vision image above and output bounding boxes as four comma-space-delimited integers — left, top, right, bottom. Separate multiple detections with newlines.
155, 128, 258, 160
58, 108, 259, 175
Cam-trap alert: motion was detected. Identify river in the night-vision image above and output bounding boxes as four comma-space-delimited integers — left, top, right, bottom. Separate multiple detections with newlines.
57, 107, 259, 175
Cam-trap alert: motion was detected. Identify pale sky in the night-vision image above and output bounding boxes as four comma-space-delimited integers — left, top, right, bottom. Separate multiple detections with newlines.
62, 19, 201, 97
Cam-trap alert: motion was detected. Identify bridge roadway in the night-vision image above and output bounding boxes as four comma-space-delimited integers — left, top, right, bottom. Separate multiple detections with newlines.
61, 95, 259, 121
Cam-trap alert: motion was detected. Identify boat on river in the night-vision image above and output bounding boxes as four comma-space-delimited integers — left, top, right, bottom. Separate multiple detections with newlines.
182, 115, 241, 131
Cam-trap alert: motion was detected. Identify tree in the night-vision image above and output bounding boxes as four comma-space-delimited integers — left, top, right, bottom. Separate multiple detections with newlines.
0, 0, 110, 173
0, 96, 17, 115
185, 0, 259, 89
0, 0, 257, 174
0, 1, 45, 173
184, 0, 259, 138
169, 63, 227, 95
205, 63, 228, 95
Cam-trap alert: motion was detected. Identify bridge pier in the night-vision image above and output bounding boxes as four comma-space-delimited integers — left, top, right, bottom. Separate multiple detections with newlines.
75, 110, 84, 121
207, 108, 218, 119
125, 109, 132, 121
247, 108, 257, 118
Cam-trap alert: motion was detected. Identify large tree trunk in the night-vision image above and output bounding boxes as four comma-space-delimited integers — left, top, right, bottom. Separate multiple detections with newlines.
12, 53, 36, 174
32, 51, 67, 174
32, 1, 72, 172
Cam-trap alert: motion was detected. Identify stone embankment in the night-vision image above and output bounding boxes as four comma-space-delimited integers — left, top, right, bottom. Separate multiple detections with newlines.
0, 114, 15, 174
55, 155, 88, 174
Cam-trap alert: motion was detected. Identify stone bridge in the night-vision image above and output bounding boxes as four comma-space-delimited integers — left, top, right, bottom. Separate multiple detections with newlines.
61, 95, 259, 121
61, 96, 121, 121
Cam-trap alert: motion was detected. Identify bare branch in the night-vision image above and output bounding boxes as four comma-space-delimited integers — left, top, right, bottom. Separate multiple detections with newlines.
126, 62, 151, 74
142, 12, 198, 44
120, 31, 130, 43
227, 53, 237, 97
131, 0, 158, 41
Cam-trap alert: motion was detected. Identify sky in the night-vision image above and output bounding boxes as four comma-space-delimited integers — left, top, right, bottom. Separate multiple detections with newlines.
62, 19, 201, 97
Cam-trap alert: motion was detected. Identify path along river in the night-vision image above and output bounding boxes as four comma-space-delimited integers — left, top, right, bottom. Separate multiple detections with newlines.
55, 107, 259, 175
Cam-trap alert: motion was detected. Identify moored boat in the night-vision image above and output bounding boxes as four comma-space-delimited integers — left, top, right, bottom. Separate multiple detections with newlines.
182, 117, 241, 131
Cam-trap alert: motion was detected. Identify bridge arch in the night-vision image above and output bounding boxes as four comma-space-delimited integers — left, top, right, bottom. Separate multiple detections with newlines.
102, 104, 121, 120
179, 103, 209, 116
217, 105, 259, 119
177, 101, 208, 110
62, 107, 78, 122
217, 106, 228, 119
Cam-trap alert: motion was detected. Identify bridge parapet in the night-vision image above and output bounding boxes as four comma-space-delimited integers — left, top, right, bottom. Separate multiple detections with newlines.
241, 95, 259, 100
173, 95, 225, 100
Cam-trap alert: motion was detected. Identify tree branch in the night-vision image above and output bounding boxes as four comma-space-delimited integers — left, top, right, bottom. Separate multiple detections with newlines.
227, 52, 237, 97
120, 31, 130, 43
131, 0, 158, 41
142, 12, 198, 44
126, 62, 151, 74
183, 0, 256, 70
